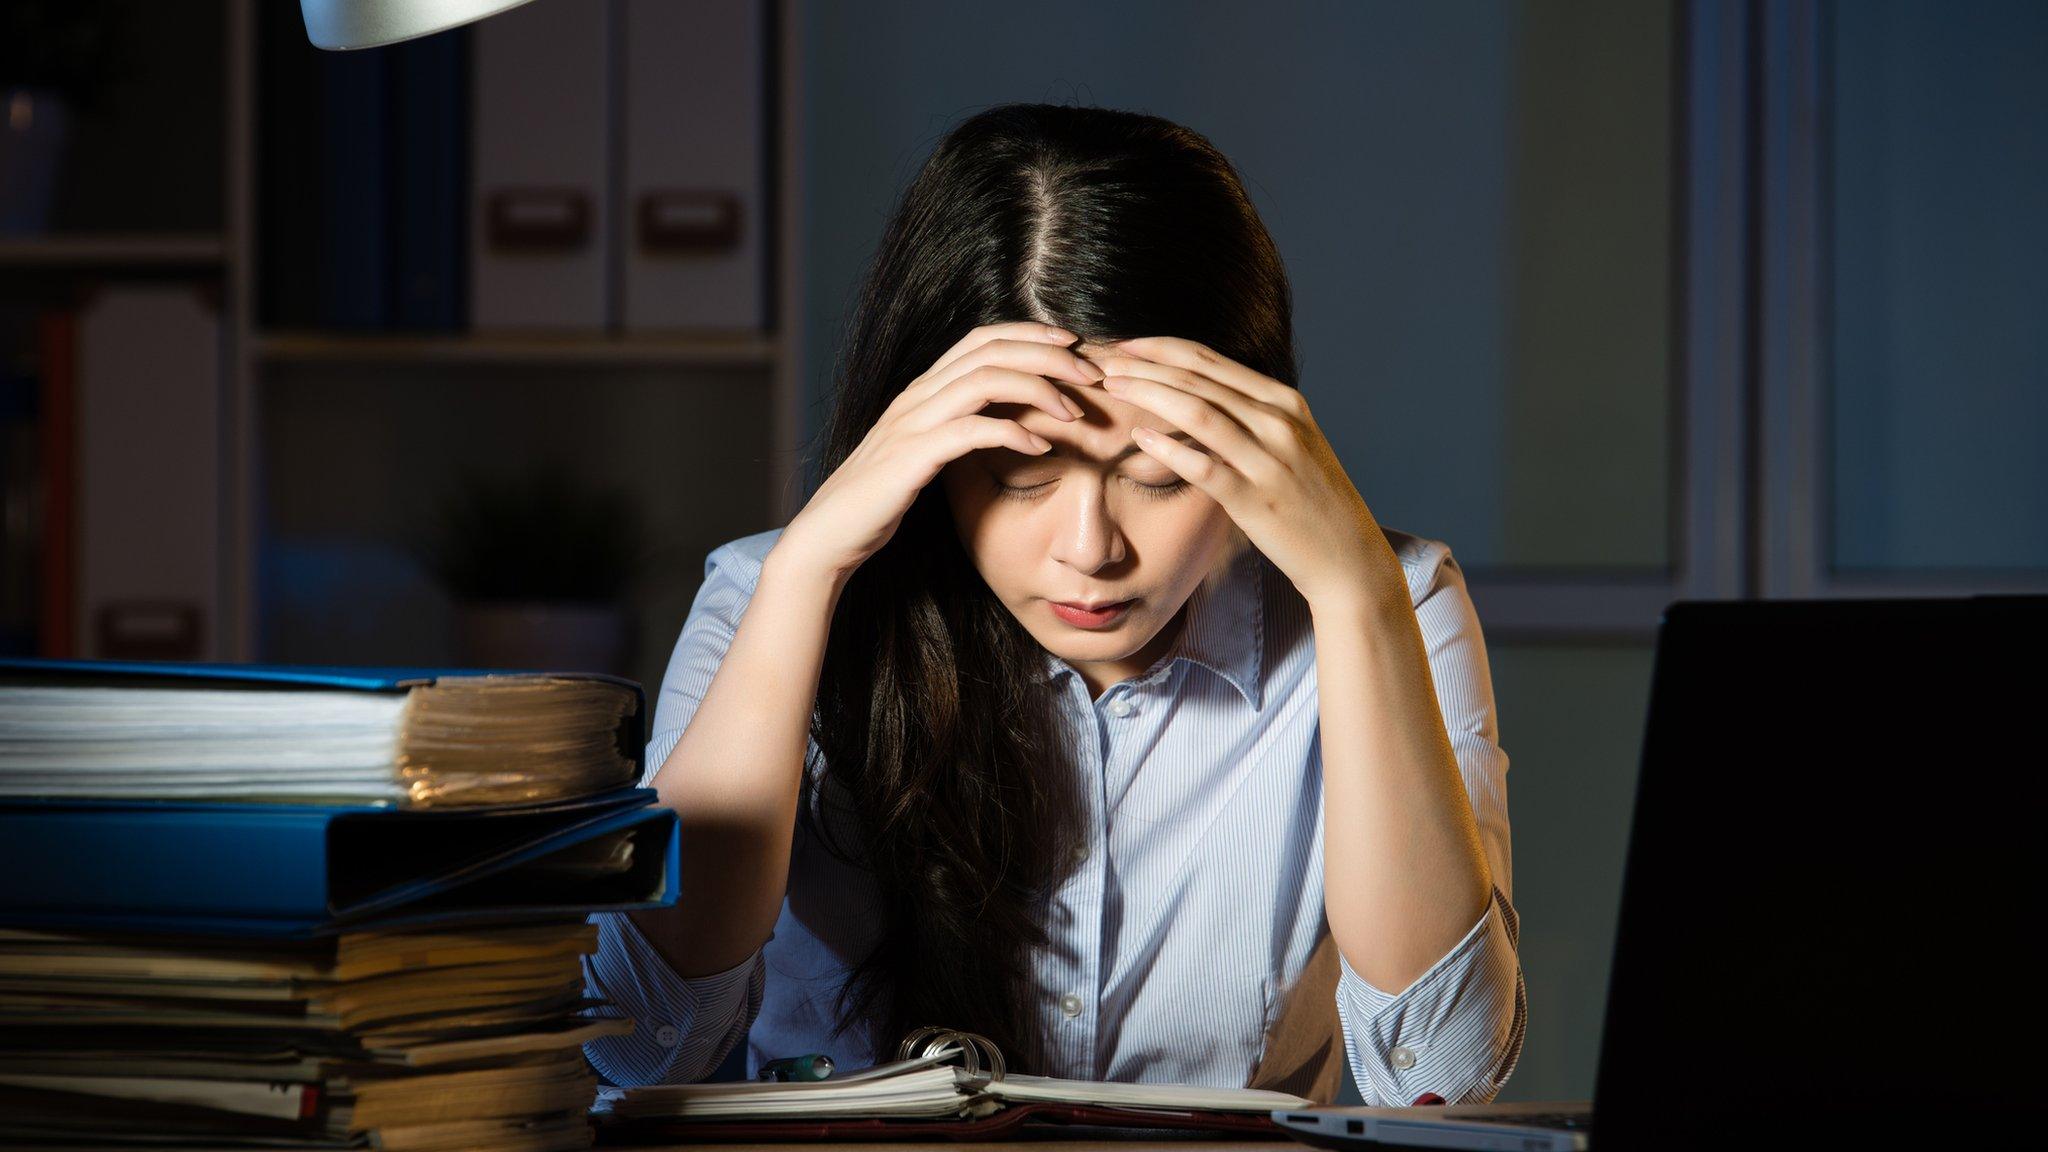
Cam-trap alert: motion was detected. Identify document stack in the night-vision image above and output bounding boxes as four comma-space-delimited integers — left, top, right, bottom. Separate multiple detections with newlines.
0, 658, 680, 1152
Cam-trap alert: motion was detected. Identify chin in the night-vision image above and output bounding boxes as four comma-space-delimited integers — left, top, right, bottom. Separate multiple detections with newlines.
1050, 622, 1152, 655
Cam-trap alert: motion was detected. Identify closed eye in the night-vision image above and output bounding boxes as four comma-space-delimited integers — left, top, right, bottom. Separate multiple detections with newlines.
992, 475, 1191, 502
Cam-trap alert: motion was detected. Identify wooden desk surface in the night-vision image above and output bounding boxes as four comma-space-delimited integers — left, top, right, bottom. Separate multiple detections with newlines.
625, 1144, 1290, 1151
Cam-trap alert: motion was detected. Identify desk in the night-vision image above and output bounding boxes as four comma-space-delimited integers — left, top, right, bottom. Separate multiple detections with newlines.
622, 1145, 1288, 1151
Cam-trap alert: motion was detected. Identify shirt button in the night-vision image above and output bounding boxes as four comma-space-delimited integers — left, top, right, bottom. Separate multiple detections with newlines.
1058, 993, 1084, 1018
1106, 699, 1135, 718
1069, 843, 1088, 868
654, 1023, 681, 1048
1389, 1045, 1417, 1070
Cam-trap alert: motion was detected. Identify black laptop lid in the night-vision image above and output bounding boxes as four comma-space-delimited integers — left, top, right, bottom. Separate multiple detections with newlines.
1590, 594, 2047, 1147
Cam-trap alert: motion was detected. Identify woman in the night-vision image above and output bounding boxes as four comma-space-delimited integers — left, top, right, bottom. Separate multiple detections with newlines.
583, 103, 1524, 1107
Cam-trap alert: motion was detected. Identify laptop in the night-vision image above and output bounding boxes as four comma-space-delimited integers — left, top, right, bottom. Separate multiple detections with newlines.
1275, 593, 2046, 1150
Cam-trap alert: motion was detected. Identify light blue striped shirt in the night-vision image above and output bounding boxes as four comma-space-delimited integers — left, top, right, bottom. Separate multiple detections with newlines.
582, 524, 1526, 1106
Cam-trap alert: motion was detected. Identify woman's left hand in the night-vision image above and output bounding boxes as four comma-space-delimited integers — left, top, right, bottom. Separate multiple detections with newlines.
1089, 336, 1406, 616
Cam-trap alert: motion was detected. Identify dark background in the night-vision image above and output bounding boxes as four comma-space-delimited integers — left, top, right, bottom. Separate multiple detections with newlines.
2, 0, 2042, 1103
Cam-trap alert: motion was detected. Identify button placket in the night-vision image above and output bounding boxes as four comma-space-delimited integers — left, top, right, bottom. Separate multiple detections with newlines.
1056, 688, 1106, 1079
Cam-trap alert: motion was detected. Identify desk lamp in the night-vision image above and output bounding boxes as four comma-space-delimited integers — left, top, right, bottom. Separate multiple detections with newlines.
299, 0, 544, 50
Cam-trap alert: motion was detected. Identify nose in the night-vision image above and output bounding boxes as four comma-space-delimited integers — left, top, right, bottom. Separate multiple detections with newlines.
1046, 477, 1127, 574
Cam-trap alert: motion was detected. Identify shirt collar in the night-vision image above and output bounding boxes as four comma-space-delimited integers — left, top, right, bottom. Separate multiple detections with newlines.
1034, 540, 1266, 711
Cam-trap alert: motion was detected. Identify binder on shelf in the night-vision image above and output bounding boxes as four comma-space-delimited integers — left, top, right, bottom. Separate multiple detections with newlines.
620, 0, 769, 332
255, 5, 470, 331
72, 288, 223, 661
317, 45, 390, 330
470, 0, 611, 330
390, 28, 471, 331
255, 0, 323, 329
0, 786, 678, 937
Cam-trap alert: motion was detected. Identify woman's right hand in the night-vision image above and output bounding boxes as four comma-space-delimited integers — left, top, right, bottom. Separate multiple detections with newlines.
775, 321, 1104, 582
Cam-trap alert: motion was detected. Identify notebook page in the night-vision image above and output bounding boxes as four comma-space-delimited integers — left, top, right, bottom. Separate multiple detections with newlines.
986, 1072, 1314, 1111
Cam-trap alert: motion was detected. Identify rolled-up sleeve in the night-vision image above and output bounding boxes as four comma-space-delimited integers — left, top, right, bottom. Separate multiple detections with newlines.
1336, 882, 1526, 1105
580, 534, 782, 1086
1334, 542, 1526, 1105
582, 909, 766, 1086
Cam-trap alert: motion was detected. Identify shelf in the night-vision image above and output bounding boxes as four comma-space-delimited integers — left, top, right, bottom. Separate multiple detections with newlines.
0, 235, 228, 270
253, 330, 780, 368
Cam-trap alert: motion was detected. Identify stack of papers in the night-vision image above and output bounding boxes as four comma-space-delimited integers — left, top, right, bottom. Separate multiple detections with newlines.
0, 667, 641, 807
0, 658, 672, 1151
0, 921, 627, 1150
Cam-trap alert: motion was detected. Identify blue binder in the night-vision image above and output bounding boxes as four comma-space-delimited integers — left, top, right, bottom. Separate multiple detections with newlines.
0, 788, 677, 937
0, 656, 643, 704
0, 657, 670, 936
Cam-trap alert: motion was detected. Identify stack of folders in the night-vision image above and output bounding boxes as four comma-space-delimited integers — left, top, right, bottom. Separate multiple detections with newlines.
0, 658, 682, 1152
593, 1028, 1315, 1143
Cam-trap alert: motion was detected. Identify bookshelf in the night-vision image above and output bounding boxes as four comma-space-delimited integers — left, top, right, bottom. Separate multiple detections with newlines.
0, 236, 229, 269
3, 0, 806, 698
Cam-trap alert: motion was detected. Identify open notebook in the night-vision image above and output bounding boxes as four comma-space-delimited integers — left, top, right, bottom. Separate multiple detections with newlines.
592, 1028, 1315, 1142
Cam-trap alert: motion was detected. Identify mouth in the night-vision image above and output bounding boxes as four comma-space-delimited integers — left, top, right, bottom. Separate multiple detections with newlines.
1048, 599, 1135, 629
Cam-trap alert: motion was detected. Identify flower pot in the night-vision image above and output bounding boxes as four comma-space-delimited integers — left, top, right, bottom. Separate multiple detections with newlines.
1, 89, 72, 235
454, 601, 630, 675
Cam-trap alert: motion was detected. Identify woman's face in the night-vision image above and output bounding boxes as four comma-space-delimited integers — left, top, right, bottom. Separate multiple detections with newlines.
938, 341, 1238, 696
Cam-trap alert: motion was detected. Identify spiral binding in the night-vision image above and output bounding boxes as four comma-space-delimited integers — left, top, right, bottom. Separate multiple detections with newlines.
895, 1026, 1008, 1083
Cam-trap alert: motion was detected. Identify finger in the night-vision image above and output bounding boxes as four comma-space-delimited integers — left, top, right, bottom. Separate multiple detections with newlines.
1096, 355, 1299, 445
929, 323, 1078, 385
921, 338, 1101, 406
1098, 373, 1286, 484
1128, 424, 1237, 500
905, 365, 1083, 432
1105, 335, 1299, 410
889, 326, 1078, 423
924, 414, 1053, 467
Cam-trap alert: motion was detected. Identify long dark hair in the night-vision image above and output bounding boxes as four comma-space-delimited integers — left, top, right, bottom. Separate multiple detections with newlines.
805, 103, 1299, 1073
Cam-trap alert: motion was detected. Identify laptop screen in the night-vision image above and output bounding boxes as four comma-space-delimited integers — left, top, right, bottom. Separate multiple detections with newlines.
1591, 594, 2047, 1146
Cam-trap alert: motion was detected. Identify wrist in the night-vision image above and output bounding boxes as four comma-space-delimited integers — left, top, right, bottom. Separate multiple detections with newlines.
762, 536, 856, 602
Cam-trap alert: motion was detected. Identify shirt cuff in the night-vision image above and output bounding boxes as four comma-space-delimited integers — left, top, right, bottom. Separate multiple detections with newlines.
1333, 883, 1528, 1106
580, 909, 765, 1086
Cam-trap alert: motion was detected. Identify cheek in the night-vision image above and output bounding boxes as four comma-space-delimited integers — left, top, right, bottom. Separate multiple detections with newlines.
1131, 490, 1229, 543
941, 481, 1032, 578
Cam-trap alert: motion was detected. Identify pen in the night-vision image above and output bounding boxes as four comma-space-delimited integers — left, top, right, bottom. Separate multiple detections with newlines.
758, 1053, 835, 1082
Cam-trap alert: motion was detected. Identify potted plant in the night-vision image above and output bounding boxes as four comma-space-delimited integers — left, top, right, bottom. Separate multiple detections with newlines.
0, 2, 132, 234
421, 464, 647, 676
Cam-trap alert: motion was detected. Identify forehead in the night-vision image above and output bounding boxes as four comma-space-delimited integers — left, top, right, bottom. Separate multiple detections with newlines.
979, 393, 1190, 464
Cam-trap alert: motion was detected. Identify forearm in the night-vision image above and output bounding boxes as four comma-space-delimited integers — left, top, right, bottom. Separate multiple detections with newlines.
628, 545, 848, 978
1312, 579, 1493, 994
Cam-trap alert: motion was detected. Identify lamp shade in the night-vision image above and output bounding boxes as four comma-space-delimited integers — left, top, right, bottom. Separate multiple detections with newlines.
299, 0, 542, 50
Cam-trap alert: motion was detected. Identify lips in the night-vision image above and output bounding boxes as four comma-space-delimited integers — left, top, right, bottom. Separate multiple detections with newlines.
1049, 599, 1134, 629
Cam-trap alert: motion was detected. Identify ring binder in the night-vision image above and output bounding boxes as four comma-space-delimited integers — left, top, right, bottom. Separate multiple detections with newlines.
894, 1027, 1007, 1083
597, 1022, 1316, 1140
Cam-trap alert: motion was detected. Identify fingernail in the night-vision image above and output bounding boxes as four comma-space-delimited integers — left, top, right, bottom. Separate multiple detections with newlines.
1030, 433, 1053, 451
1046, 326, 1076, 341
1063, 397, 1085, 419
1079, 360, 1105, 380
